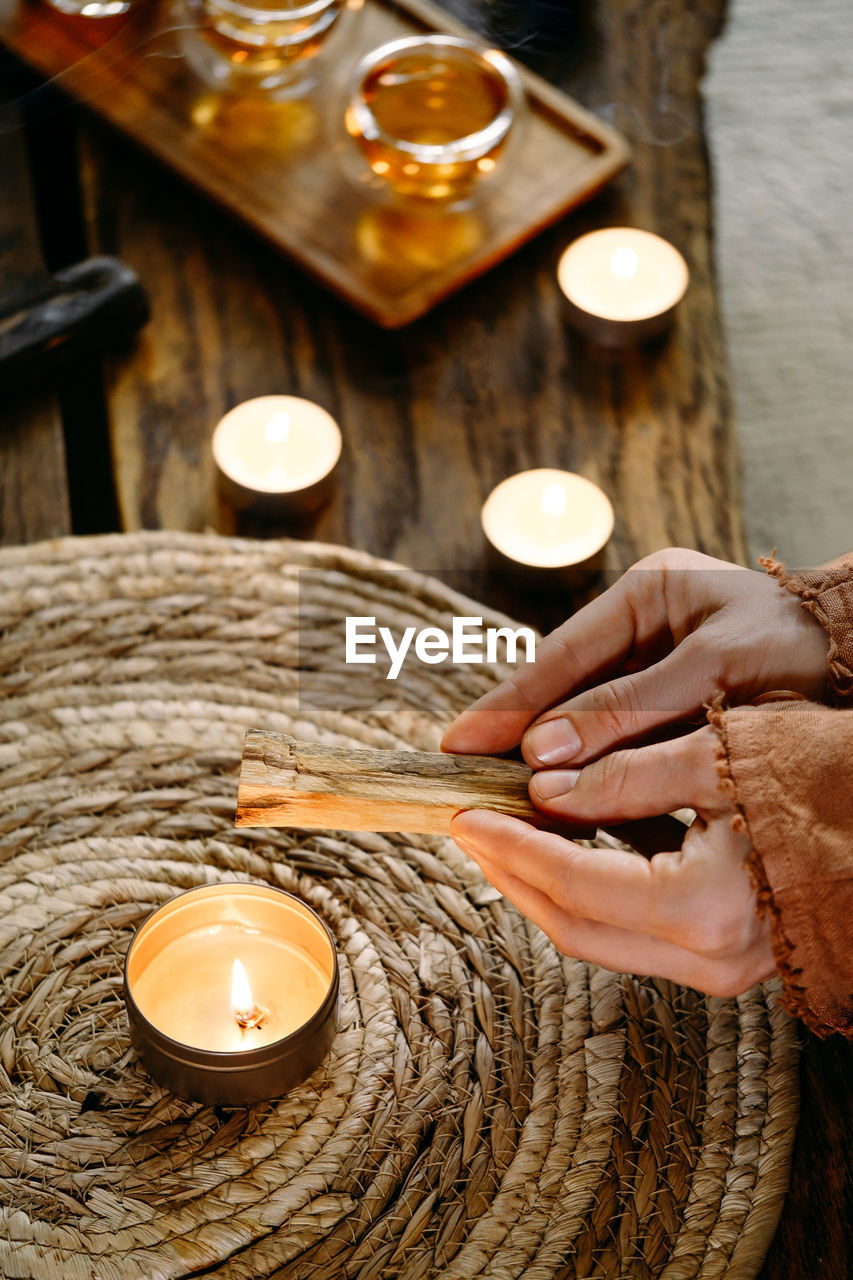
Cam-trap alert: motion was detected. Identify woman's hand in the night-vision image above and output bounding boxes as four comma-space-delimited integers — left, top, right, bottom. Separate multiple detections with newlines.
440, 547, 825, 993
450, 725, 775, 997
442, 548, 828, 767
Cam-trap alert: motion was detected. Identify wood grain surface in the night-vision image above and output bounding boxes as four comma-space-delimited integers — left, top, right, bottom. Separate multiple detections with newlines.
0, 96, 71, 544
0, 1, 850, 1275
236, 730, 543, 833
59, 0, 747, 630
0, 0, 629, 326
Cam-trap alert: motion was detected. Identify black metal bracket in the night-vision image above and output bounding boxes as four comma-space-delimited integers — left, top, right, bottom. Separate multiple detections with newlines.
0, 255, 149, 394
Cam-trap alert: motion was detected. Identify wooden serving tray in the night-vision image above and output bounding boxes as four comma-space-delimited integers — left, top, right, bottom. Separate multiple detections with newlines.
0, 0, 629, 326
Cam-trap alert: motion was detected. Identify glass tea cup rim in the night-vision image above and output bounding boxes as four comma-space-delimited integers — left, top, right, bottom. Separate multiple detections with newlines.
205, 0, 341, 23
348, 33, 524, 165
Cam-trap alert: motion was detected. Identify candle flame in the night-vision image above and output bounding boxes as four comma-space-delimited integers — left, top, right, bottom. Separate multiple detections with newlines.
541, 483, 568, 517
264, 412, 290, 445
231, 959, 266, 1032
610, 246, 639, 279
231, 958, 254, 1019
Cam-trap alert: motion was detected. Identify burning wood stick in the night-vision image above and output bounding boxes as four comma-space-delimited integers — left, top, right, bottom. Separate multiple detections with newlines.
236, 730, 572, 836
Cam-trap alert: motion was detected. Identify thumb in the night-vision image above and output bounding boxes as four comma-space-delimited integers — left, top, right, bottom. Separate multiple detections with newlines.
529, 726, 726, 825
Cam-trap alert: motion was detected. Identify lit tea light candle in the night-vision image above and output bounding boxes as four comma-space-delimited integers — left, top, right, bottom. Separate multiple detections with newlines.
557, 228, 689, 346
212, 395, 342, 518
124, 883, 339, 1105
481, 468, 614, 581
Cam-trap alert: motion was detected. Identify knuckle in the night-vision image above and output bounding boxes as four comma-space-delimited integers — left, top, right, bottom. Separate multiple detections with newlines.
633, 546, 707, 574
543, 874, 569, 911
680, 629, 722, 682
521, 831, 578, 911
591, 749, 634, 805
587, 676, 642, 737
548, 630, 583, 672
546, 863, 578, 912
503, 670, 539, 715
522, 823, 575, 868
683, 634, 729, 699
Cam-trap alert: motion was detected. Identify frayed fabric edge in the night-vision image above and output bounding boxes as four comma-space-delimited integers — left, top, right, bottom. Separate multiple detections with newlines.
705, 695, 837, 1038
757, 549, 793, 589
759, 551, 853, 705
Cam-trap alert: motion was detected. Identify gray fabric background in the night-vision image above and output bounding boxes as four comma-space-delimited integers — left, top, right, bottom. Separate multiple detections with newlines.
705, 0, 853, 570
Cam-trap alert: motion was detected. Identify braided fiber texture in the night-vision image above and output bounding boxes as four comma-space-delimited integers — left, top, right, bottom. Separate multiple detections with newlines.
0, 532, 799, 1280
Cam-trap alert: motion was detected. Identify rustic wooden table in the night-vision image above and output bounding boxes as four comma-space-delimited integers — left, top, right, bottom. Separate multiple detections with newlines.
0, 1, 850, 1275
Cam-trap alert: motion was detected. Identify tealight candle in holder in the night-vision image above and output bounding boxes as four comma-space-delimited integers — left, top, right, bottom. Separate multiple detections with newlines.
213, 395, 342, 519
124, 883, 339, 1106
345, 34, 524, 205
481, 468, 614, 586
557, 228, 689, 346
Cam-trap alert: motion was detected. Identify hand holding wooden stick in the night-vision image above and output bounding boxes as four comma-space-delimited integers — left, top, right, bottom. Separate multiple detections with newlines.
236, 730, 589, 836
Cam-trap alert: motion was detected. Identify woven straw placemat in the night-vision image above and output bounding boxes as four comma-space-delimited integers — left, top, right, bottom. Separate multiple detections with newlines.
0, 531, 799, 1280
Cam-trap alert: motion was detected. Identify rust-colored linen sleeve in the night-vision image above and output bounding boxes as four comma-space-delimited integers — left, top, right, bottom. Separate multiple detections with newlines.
711, 551, 853, 1037
760, 551, 853, 705
714, 702, 853, 1037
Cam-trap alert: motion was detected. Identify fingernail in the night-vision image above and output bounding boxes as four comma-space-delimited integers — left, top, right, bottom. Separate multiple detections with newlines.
530, 769, 581, 801
525, 717, 581, 765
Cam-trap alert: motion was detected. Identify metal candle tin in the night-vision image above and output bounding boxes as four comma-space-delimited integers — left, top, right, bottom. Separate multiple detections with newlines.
124, 883, 339, 1107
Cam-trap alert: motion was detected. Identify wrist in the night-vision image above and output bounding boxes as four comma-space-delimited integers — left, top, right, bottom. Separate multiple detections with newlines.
759, 551, 853, 705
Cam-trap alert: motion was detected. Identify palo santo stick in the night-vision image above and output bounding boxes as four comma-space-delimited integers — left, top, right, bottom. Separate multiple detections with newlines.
236, 729, 569, 835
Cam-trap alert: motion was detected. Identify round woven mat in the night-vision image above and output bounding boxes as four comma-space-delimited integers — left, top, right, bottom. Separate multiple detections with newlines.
0, 532, 799, 1280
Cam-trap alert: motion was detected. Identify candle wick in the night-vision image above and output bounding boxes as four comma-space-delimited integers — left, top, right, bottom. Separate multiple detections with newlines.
234, 1004, 266, 1032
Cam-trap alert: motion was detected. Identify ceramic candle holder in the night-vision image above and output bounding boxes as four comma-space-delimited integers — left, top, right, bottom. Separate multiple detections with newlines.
481, 468, 614, 588
212, 395, 342, 519
124, 883, 339, 1106
557, 227, 689, 346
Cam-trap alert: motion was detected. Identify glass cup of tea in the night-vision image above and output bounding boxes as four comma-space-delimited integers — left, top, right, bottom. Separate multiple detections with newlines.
345, 34, 524, 205
179, 0, 351, 96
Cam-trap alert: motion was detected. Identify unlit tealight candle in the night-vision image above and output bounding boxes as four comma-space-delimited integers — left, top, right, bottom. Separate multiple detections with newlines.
481, 468, 614, 576
557, 228, 689, 346
212, 395, 342, 517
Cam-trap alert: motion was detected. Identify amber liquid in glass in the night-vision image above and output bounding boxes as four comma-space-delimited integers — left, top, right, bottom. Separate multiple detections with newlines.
199, 0, 345, 76
353, 50, 511, 200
